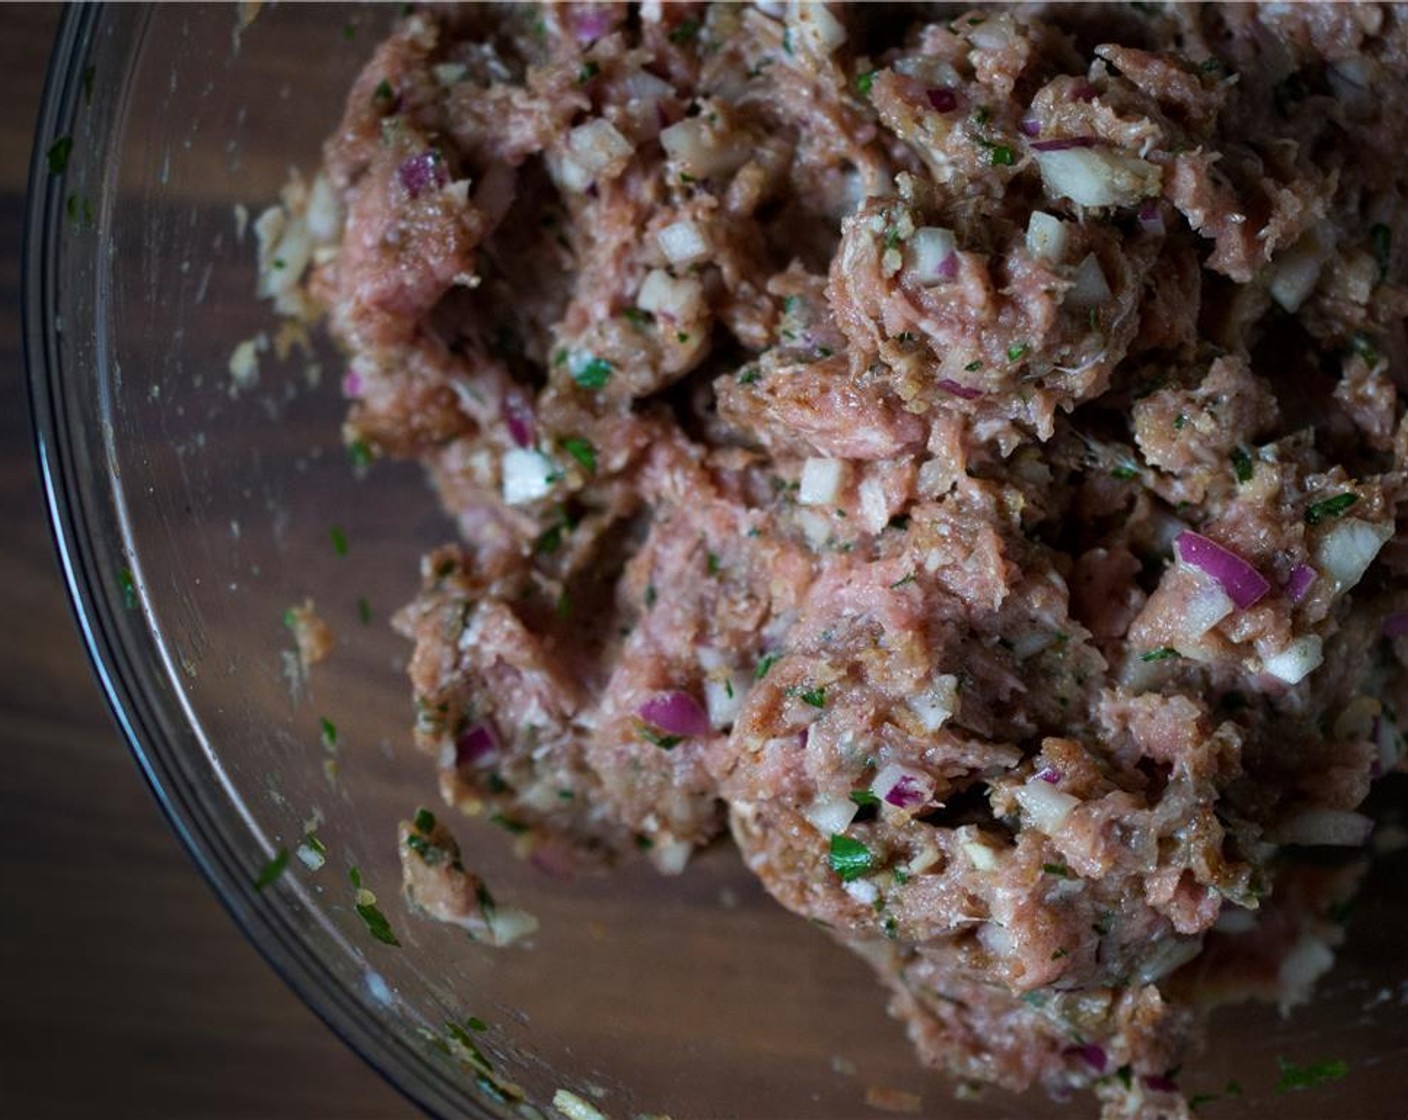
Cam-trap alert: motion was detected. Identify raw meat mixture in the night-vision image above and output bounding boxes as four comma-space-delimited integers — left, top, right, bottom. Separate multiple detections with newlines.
260, 3, 1408, 1116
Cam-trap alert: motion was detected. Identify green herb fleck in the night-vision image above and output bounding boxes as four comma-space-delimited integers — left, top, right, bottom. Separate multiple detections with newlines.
964, 359, 983, 372
706, 551, 721, 575
1231, 446, 1253, 483
413, 807, 436, 834
465, 1015, 489, 1033
1116, 1065, 1134, 1090
890, 572, 916, 589
849, 789, 881, 807
668, 18, 700, 45
623, 307, 653, 327
320, 717, 338, 748
573, 356, 612, 390
1350, 331, 1380, 365
639, 724, 682, 750
1304, 492, 1358, 526
47, 136, 73, 175
356, 899, 400, 946
1275, 1057, 1348, 1093
254, 847, 289, 890
489, 813, 529, 835
560, 436, 597, 474
986, 143, 1015, 166
1371, 223, 1392, 283
330, 525, 349, 556
1042, 862, 1072, 878
578, 60, 600, 84
1006, 342, 1028, 362
1173, 413, 1187, 431
828, 834, 874, 881
1111, 465, 1140, 481
348, 439, 374, 469
788, 685, 826, 709
118, 565, 138, 609
737, 366, 761, 385
342, 22, 357, 41
357, 596, 373, 626
1140, 647, 1181, 663
555, 588, 573, 619
372, 79, 395, 107
856, 70, 877, 96
754, 652, 780, 680
1051, 946, 1070, 960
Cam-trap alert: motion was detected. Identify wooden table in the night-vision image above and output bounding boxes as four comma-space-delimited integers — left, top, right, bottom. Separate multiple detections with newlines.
0, 9, 416, 1117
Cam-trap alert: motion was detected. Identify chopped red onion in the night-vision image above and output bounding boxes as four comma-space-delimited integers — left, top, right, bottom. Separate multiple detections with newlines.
1072, 82, 1099, 102
502, 393, 536, 449
1285, 563, 1317, 604
937, 378, 984, 401
1137, 201, 1166, 236
1175, 531, 1270, 610
1384, 611, 1408, 638
871, 763, 935, 810
1067, 1043, 1107, 1073
1142, 1074, 1178, 1094
1036, 766, 1063, 784
455, 724, 499, 768
926, 88, 958, 113
398, 151, 448, 198
1018, 117, 1041, 137
574, 7, 614, 42
639, 690, 710, 737
1030, 136, 1100, 152
341, 369, 363, 397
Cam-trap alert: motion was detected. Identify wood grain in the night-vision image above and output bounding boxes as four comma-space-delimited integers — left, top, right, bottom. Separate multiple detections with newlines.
0, 8, 417, 1118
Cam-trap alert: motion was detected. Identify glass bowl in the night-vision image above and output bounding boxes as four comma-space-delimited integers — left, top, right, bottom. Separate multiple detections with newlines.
24, 6, 1408, 1118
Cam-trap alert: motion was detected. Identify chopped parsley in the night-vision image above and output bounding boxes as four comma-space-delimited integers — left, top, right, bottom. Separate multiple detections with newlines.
348, 439, 374, 468
828, 834, 874, 881
668, 18, 700, 45
856, 70, 877, 96
1350, 331, 1380, 364
1371, 222, 1392, 282
560, 436, 597, 474
355, 898, 400, 946
964, 359, 983, 372
254, 847, 290, 890
737, 366, 761, 385
342, 21, 357, 40
118, 565, 138, 609
890, 572, 916, 589
985, 142, 1015, 166
1006, 342, 1028, 362
639, 724, 682, 750
706, 551, 721, 575
357, 596, 373, 626
1116, 1065, 1134, 1090
849, 789, 881, 807
320, 717, 338, 749
1275, 1057, 1348, 1092
46, 135, 73, 175
465, 1018, 487, 1034
372, 78, 395, 107
572, 356, 613, 390
1304, 492, 1358, 526
788, 685, 826, 709
1140, 647, 1181, 663
578, 61, 600, 84
1231, 446, 1253, 483
1051, 946, 1070, 960
330, 525, 349, 556
754, 652, 781, 679
622, 307, 653, 327
65, 193, 94, 229
413, 807, 436, 834
489, 812, 529, 835
1173, 413, 1188, 431
1041, 862, 1072, 878
1111, 465, 1140, 481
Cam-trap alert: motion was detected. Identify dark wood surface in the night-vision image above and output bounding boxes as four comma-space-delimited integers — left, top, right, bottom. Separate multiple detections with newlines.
0, 9, 416, 1117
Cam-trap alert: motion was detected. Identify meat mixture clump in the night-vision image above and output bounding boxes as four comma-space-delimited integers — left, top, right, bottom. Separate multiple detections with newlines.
266, 4, 1408, 1116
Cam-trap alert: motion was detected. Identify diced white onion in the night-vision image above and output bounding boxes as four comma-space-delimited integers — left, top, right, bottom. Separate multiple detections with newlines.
909, 675, 958, 732
660, 118, 745, 179
1065, 253, 1111, 309
559, 119, 633, 191
651, 838, 693, 875
657, 218, 710, 265
1274, 808, 1373, 847
787, 0, 846, 55
799, 457, 846, 506
802, 794, 858, 835
1268, 237, 1325, 313
432, 62, 468, 87
636, 268, 703, 320
483, 905, 539, 947
1277, 935, 1336, 1015
501, 448, 556, 505
704, 673, 748, 729
1136, 936, 1202, 984
553, 1089, 608, 1120
1262, 634, 1323, 684
1025, 211, 1068, 264
1315, 518, 1392, 592
961, 837, 1000, 871
1013, 780, 1080, 833
305, 174, 343, 243
795, 508, 833, 549
1183, 575, 1236, 638
905, 226, 957, 285
858, 477, 890, 533
1034, 147, 1161, 208
844, 878, 879, 905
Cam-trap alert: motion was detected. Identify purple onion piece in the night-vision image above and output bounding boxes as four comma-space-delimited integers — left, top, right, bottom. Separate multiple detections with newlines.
503, 394, 536, 449
1285, 563, 1317, 604
341, 369, 364, 397
455, 724, 499, 768
1067, 1043, 1108, 1074
1036, 766, 1063, 784
884, 775, 928, 809
398, 151, 449, 199
639, 690, 710, 737
1072, 82, 1099, 102
1175, 530, 1270, 610
1137, 201, 1166, 236
1018, 117, 1041, 137
926, 87, 958, 113
1142, 1074, 1178, 1094
574, 8, 614, 42
1384, 611, 1408, 638
936, 378, 984, 401
1030, 136, 1100, 152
